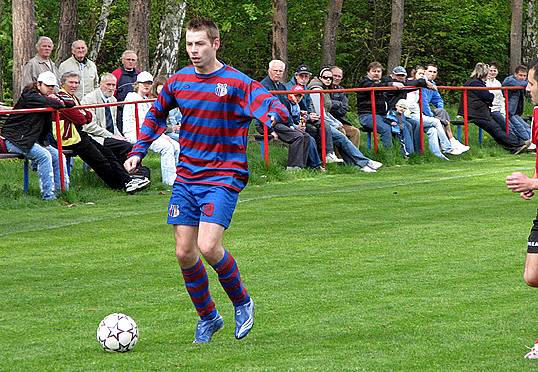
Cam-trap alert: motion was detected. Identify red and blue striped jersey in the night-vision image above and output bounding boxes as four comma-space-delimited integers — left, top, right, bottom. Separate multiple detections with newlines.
129, 64, 289, 192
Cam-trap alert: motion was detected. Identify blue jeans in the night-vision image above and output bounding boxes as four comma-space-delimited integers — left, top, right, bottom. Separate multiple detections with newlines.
6, 141, 69, 200
503, 113, 530, 141
330, 127, 370, 168
408, 116, 449, 159
306, 136, 321, 168
359, 114, 393, 148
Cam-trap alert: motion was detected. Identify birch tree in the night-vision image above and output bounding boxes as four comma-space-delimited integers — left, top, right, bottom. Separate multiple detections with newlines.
12, 0, 36, 101
523, 0, 537, 64
88, 0, 114, 62
321, 0, 344, 67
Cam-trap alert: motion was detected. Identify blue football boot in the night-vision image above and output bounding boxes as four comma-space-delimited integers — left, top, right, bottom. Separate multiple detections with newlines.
193, 314, 224, 343
234, 299, 254, 339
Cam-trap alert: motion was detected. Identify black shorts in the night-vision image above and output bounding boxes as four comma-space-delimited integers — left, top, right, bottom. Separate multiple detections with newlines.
528, 210, 538, 253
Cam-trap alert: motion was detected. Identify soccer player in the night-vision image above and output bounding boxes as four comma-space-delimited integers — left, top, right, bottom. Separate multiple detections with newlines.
124, 18, 289, 343
505, 57, 538, 358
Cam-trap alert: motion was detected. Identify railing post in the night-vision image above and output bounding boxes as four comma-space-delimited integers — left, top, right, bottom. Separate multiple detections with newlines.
53, 110, 67, 193
263, 120, 270, 168
503, 89, 510, 135
463, 90, 469, 146
370, 90, 378, 153
319, 92, 327, 166
134, 102, 140, 140
418, 88, 425, 154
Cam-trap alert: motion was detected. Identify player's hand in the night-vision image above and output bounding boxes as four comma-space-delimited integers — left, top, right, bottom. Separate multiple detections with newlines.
124, 156, 140, 173
506, 172, 537, 193
271, 131, 278, 140
521, 190, 535, 200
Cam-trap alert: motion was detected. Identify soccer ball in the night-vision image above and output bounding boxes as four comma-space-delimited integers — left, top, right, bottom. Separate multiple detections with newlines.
96, 313, 139, 352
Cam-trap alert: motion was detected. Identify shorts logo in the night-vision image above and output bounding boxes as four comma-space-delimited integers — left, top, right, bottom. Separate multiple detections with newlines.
202, 203, 214, 217
168, 204, 180, 218
215, 83, 228, 97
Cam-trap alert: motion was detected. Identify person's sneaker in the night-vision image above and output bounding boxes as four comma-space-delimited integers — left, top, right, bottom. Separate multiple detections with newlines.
450, 137, 470, 152
514, 140, 532, 155
528, 143, 536, 152
367, 160, 383, 170
326, 152, 344, 163
286, 166, 302, 171
234, 299, 254, 340
445, 146, 464, 156
360, 165, 376, 173
125, 177, 151, 194
193, 314, 224, 343
525, 339, 538, 359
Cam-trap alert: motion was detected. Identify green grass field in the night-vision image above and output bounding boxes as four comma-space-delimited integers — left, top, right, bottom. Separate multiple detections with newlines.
2, 136, 538, 370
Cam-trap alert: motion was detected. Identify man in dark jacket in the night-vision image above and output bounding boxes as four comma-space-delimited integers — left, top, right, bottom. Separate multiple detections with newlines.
330, 66, 360, 147
112, 50, 140, 134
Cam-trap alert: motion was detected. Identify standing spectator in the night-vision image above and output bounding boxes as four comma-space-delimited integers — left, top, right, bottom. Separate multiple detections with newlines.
502, 65, 531, 142
260, 60, 312, 170
1, 71, 69, 200
123, 71, 180, 185
124, 17, 289, 343
81, 73, 133, 163
21, 37, 60, 90
59, 40, 99, 101
330, 66, 361, 147
423, 64, 469, 152
112, 50, 140, 133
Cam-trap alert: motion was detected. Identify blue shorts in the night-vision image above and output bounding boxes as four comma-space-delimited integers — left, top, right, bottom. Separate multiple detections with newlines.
167, 182, 239, 229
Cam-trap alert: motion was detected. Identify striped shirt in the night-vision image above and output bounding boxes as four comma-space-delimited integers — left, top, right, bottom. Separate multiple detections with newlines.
130, 64, 289, 192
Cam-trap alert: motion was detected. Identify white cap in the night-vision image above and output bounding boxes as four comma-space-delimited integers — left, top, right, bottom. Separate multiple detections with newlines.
395, 99, 408, 109
136, 71, 153, 83
37, 71, 58, 86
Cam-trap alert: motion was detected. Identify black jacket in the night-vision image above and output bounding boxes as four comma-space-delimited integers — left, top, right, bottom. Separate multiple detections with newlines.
383, 76, 429, 110
1, 86, 66, 151
356, 76, 392, 116
458, 78, 493, 121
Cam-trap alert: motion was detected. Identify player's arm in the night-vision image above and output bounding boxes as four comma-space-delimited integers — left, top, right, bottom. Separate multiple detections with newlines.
506, 171, 538, 199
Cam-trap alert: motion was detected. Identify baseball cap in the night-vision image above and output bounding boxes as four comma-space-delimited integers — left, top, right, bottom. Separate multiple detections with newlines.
136, 71, 153, 83
37, 71, 58, 86
288, 85, 304, 101
392, 66, 407, 76
296, 64, 312, 75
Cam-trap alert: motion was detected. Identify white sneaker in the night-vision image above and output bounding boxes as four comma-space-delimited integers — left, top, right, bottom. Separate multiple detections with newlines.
360, 165, 376, 173
450, 137, 470, 152
524, 340, 538, 359
125, 177, 151, 194
528, 143, 536, 151
445, 146, 464, 156
326, 152, 344, 163
367, 160, 383, 170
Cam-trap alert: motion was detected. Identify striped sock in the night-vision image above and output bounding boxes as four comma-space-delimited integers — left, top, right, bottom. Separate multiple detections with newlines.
212, 250, 250, 307
181, 259, 217, 321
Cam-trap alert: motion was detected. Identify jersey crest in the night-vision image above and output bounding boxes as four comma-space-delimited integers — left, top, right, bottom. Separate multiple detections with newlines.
215, 83, 228, 97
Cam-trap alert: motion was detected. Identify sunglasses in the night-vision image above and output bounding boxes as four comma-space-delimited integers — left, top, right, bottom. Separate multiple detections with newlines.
321, 76, 333, 80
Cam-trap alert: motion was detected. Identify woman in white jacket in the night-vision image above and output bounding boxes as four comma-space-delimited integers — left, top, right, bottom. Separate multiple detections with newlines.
123, 71, 180, 185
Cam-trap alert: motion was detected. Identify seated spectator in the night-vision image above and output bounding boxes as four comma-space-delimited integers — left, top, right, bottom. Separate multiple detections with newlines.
309, 68, 382, 173
424, 64, 469, 153
356, 61, 401, 148
260, 60, 313, 170
458, 63, 530, 154
384, 99, 413, 157
330, 66, 361, 147
502, 64, 531, 142
286, 63, 341, 163
1, 71, 69, 200
54, 71, 150, 193
405, 66, 461, 159
81, 73, 133, 163
123, 71, 180, 185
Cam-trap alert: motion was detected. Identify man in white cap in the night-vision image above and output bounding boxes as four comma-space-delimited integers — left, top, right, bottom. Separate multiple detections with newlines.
59, 40, 99, 100
21, 37, 60, 90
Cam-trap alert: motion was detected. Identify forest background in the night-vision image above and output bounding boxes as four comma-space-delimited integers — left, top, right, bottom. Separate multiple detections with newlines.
0, 0, 537, 105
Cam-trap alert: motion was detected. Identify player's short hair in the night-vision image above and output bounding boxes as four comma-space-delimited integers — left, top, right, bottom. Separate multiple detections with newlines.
470, 62, 489, 80
367, 61, 383, 71
515, 65, 528, 74
187, 17, 220, 43
529, 58, 538, 75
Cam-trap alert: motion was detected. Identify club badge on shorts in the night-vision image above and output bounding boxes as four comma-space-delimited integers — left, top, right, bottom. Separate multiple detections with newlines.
215, 83, 228, 97
168, 204, 180, 218
202, 203, 214, 217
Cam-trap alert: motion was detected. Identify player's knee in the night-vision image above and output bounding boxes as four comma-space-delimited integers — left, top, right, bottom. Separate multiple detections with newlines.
175, 243, 197, 264
197, 239, 221, 262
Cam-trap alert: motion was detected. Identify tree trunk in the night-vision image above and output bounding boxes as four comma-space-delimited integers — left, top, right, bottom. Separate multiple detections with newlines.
88, 0, 114, 62
151, 0, 187, 77
127, 0, 150, 71
387, 0, 404, 71
510, 0, 523, 73
0, 0, 4, 102
321, 0, 344, 67
272, 0, 288, 68
56, 0, 78, 64
523, 0, 537, 65
12, 0, 36, 102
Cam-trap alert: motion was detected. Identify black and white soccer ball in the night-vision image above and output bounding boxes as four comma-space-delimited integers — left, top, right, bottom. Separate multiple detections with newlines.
96, 313, 139, 352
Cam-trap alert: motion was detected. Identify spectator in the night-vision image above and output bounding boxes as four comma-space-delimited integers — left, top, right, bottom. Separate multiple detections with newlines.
330, 66, 361, 147
458, 63, 530, 154
424, 63, 469, 153
502, 65, 531, 142
356, 61, 401, 148
309, 68, 382, 173
112, 50, 140, 134
58, 40, 98, 100
54, 71, 150, 193
81, 73, 133, 163
123, 71, 180, 185
21, 36, 60, 90
384, 99, 413, 157
405, 66, 461, 158
260, 60, 313, 170
1, 71, 69, 200
286, 64, 341, 163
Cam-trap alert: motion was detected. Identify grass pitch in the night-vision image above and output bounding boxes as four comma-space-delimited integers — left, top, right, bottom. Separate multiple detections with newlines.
1, 146, 538, 370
